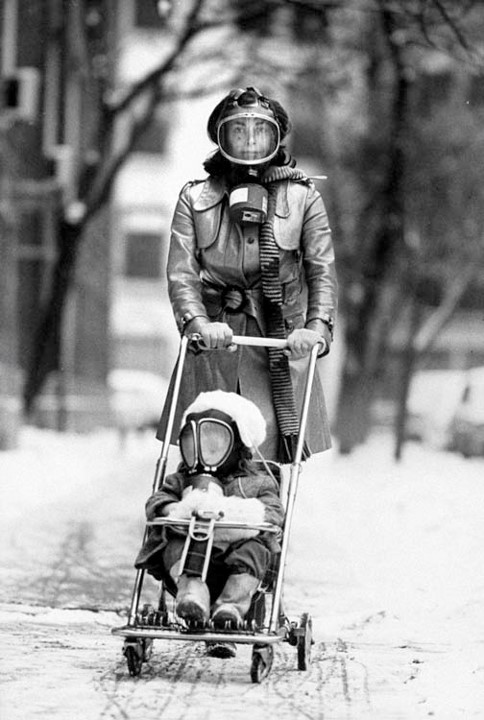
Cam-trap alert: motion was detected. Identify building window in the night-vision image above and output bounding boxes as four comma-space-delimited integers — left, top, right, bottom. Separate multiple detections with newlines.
416, 71, 452, 116
291, 119, 321, 158
124, 232, 162, 279
292, 6, 328, 42
134, 0, 161, 28
233, 1, 276, 36
18, 208, 43, 247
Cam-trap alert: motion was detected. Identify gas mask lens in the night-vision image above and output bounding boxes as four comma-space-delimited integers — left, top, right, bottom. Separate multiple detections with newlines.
199, 421, 233, 467
180, 419, 235, 472
218, 114, 280, 165
179, 422, 196, 469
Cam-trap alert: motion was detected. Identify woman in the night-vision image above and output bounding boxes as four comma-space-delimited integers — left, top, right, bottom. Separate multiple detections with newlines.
160, 86, 338, 463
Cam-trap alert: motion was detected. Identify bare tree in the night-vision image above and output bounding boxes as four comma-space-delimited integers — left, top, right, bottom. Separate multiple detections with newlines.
392, 97, 484, 458
228, 1, 484, 455
23, 0, 229, 413
323, 0, 484, 453
23, 0, 484, 456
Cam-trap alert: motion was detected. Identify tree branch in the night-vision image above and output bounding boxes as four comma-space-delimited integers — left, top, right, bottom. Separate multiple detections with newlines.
84, 88, 162, 222
106, 0, 212, 117
414, 259, 482, 354
431, 0, 473, 51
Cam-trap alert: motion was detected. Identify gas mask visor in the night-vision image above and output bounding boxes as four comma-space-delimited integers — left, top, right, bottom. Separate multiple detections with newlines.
179, 417, 235, 474
217, 112, 280, 166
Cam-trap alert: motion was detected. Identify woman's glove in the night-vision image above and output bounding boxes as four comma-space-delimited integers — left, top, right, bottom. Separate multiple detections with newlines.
186, 317, 233, 349
284, 328, 329, 360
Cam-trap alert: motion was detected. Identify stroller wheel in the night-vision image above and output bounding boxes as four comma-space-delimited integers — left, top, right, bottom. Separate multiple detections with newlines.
250, 644, 274, 683
297, 613, 312, 671
124, 640, 143, 677
142, 637, 153, 662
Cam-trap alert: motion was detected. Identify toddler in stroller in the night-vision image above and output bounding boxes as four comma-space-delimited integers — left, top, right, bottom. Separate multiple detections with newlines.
135, 390, 285, 657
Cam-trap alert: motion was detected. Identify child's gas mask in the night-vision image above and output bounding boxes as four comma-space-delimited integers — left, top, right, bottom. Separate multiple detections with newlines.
216, 87, 280, 225
179, 409, 247, 479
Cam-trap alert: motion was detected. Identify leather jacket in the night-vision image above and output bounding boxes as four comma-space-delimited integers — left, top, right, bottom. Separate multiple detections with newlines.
167, 175, 338, 337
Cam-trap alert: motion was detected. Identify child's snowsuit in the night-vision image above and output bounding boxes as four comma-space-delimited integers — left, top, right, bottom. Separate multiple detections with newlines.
135, 467, 284, 601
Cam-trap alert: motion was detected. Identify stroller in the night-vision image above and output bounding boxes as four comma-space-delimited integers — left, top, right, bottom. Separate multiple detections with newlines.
112, 334, 321, 683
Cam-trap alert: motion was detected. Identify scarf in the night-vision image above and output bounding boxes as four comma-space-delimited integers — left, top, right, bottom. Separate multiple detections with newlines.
259, 165, 311, 463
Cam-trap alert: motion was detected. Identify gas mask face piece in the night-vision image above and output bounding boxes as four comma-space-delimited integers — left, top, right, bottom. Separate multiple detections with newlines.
216, 90, 281, 225
218, 113, 280, 166
219, 114, 277, 224
179, 410, 240, 476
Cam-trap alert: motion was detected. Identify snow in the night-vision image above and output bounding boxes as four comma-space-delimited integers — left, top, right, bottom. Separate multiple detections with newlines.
407, 368, 466, 447
1, 426, 484, 717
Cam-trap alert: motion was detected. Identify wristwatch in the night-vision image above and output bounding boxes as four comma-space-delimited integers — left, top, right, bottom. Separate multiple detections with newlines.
319, 313, 335, 341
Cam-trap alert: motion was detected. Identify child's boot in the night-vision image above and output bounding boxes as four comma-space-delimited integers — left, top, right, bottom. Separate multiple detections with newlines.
211, 573, 260, 628
176, 574, 210, 625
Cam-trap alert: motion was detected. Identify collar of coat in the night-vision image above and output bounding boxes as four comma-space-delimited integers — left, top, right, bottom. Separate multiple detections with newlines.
192, 167, 310, 217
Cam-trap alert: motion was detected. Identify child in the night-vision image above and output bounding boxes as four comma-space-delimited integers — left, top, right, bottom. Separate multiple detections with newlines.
135, 390, 285, 640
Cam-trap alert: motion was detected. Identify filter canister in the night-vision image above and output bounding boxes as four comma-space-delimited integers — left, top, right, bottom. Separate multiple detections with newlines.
229, 183, 268, 224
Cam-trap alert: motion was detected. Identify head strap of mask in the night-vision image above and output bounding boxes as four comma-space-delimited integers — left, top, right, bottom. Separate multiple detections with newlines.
223, 87, 273, 117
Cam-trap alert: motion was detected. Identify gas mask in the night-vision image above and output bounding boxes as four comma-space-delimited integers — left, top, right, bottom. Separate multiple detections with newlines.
216, 87, 281, 225
179, 409, 245, 478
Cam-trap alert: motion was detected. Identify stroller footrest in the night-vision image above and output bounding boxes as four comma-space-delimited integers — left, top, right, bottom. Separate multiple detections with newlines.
112, 625, 284, 645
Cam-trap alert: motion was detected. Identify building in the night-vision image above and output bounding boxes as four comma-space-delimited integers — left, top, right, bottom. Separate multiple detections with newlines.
111, 2, 235, 376
0, 0, 112, 445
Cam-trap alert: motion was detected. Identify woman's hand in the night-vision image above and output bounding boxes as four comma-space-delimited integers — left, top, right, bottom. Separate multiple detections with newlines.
284, 328, 327, 360
184, 317, 234, 351
198, 321, 233, 349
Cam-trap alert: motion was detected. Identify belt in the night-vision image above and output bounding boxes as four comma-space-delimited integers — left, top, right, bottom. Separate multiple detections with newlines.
201, 282, 264, 319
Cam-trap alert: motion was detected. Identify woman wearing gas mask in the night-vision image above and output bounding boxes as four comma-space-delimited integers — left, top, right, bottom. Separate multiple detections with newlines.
136, 391, 284, 657
161, 86, 338, 463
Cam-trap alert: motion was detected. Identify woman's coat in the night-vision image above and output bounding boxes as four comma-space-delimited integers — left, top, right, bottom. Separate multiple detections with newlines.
158, 174, 338, 461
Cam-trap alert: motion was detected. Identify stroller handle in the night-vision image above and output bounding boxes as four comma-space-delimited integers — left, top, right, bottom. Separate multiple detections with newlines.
189, 333, 288, 350
231, 335, 287, 348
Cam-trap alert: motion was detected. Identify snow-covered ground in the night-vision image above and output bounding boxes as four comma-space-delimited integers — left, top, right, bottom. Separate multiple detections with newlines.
1, 426, 484, 718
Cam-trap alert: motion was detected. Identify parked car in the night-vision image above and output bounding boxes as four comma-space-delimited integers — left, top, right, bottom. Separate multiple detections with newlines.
448, 367, 484, 458
109, 369, 168, 434
406, 369, 466, 449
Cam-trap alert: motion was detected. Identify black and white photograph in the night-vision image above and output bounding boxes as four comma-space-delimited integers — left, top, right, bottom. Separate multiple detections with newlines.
1, 1, 484, 718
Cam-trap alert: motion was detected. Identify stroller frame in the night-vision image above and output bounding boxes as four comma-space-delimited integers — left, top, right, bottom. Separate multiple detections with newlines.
112, 335, 321, 682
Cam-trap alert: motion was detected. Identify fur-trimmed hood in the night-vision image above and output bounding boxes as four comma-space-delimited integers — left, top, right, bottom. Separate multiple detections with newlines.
182, 390, 266, 450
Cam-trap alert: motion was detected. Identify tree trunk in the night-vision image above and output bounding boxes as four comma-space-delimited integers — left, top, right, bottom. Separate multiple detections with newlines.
394, 298, 421, 461
23, 220, 82, 415
334, 8, 409, 453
